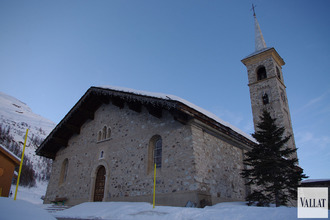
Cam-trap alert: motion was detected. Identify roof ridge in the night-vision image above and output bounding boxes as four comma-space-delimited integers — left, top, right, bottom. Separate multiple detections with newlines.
95, 86, 255, 142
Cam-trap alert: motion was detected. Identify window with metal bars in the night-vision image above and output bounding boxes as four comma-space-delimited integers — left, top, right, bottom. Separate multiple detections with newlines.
154, 138, 162, 168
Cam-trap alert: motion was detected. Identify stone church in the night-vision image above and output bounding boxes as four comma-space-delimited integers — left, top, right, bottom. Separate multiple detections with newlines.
37, 13, 297, 207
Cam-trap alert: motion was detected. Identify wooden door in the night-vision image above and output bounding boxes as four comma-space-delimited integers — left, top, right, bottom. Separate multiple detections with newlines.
94, 166, 106, 202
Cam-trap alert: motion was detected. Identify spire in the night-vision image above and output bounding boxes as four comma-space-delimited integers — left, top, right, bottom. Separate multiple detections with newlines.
252, 4, 267, 51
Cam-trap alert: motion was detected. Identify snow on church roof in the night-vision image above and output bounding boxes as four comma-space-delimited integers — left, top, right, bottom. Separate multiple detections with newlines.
302, 179, 330, 183
242, 47, 273, 60
37, 86, 255, 159
99, 86, 255, 142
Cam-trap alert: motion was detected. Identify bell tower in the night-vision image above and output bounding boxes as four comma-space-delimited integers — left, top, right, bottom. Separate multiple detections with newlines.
241, 8, 297, 158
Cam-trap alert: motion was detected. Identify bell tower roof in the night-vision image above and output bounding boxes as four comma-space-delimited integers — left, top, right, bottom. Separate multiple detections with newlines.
242, 5, 283, 64
254, 13, 267, 51
251, 4, 267, 51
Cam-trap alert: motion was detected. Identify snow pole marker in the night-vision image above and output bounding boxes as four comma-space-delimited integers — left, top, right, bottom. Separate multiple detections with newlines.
14, 129, 28, 201
153, 163, 156, 208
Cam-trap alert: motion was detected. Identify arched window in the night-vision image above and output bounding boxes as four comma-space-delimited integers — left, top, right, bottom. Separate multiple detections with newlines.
262, 93, 269, 105
100, 151, 104, 159
97, 125, 112, 142
98, 131, 102, 142
154, 138, 162, 168
107, 127, 111, 139
102, 126, 107, 140
257, 66, 267, 81
276, 67, 281, 80
59, 158, 69, 185
147, 135, 162, 173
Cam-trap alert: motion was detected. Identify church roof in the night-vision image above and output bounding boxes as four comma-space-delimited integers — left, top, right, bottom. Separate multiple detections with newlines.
36, 86, 255, 159
302, 179, 330, 184
241, 46, 285, 66
242, 46, 273, 61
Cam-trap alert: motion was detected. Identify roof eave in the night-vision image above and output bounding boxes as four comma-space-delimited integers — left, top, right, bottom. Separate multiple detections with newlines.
241, 47, 285, 66
36, 86, 256, 159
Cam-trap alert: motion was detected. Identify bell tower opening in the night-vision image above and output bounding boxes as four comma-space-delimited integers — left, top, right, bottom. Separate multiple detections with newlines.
257, 66, 267, 81
262, 93, 269, 105
276, 66, 281, 80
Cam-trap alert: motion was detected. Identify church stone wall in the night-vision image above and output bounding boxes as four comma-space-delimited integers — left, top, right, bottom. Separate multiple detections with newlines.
44, 102, 198, 206
44, 101, 249, 207
191, 124, 246, 204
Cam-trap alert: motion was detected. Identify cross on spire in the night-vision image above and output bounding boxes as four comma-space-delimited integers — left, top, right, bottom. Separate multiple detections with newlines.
251, 4, 256, 17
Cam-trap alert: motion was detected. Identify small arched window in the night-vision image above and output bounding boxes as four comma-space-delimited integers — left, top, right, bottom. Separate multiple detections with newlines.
276, 67, 281, 80
262, 93, 269, 105
59, 158, 69, 185
100, 151, 104, 159
257, 66, 267, 81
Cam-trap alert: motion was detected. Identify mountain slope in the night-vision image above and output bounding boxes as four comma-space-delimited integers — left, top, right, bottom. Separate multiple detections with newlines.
0, 91, 56, 185
0, 92, 55, 134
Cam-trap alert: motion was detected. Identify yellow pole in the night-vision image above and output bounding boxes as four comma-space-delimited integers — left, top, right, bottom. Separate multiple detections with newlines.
153, 163, 156, 208
14, 129, 28, 200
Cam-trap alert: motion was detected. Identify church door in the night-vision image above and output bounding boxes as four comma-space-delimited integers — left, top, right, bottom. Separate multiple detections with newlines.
94, 166, 106, 202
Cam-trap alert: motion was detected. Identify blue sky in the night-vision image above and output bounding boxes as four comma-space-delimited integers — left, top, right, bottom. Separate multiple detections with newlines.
1, 0, 329, 179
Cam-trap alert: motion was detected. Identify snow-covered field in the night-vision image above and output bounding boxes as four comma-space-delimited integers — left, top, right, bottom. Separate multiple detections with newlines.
9, 181, 48, 204
53, 201, 301, 220
2, 183, 329, 220
1, 197, 56, 220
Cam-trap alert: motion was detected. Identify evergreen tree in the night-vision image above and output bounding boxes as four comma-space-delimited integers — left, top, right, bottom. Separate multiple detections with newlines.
241, 110, 307, 207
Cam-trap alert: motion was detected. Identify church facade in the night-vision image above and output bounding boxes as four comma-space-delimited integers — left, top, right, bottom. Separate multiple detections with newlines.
37, 86, 255, 207
37, 12, 297, 207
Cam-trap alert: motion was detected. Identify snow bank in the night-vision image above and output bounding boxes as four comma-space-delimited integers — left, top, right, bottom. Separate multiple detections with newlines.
10, 181, 48, 204
2, 193, 329, 220
53, 201, 327, 220
0, 197, 56, 220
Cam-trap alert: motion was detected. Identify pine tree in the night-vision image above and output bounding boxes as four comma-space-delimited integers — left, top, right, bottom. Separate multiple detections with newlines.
241, 110, 308, 207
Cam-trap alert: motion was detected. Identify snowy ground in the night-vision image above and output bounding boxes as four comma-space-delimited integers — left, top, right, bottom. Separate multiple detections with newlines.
9, 181, 48, 204
3, 183, 329, 220
53, 201, 304, 220
1, 197, 56, 220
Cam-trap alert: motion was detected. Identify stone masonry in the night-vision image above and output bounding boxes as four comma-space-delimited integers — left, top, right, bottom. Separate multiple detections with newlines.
242, 48, 297, 159
44, 100, 248, 207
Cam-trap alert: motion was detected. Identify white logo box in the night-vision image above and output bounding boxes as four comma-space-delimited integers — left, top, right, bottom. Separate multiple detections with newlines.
298, 187, 328, 218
